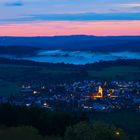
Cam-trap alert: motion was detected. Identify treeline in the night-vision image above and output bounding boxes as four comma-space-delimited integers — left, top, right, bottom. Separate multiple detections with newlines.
0, 126, 61, 140
0, 36, 140, 52
0, 104, 87, 136
85, 59, 140, 70
0, 46, 39, 57
0, 122, 128, 140
0, 104, 134, 140
0, 57, 140, 69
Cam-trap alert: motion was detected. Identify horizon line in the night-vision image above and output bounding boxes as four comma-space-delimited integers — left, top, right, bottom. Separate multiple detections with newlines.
0, 35, 140, 37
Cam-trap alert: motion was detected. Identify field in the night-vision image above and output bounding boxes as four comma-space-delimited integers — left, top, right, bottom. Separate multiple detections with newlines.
0, 61, 140, 96
88, 66, 140, 80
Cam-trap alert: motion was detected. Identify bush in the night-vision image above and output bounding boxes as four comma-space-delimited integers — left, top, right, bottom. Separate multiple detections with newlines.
64, 122, 128, 140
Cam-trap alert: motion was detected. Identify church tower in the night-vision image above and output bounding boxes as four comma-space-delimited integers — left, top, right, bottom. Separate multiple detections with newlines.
98, 86, 103, 97
91, 86, 103, 100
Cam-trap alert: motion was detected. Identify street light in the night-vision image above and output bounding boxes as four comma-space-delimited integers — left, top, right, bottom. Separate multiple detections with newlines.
115, 131, 120, 136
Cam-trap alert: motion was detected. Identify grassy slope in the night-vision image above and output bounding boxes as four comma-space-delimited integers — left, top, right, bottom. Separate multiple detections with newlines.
88, 66, 140, 80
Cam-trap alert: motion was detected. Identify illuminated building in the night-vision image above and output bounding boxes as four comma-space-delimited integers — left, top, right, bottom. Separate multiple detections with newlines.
33, 91, 37, 94
98, 86, 103, 96
43, 102, 48, 107
91, 86, 103, 100
107, 89, 118, 98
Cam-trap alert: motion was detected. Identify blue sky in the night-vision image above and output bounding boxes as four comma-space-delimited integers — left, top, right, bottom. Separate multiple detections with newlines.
0, 0, 140, 36
0, 0, 140, 23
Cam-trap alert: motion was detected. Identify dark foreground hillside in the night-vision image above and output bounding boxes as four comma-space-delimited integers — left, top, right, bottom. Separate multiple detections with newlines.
0, 104, 139, 140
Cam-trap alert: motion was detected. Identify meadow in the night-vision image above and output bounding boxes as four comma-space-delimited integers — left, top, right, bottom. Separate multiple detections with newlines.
0, 59, 139, 96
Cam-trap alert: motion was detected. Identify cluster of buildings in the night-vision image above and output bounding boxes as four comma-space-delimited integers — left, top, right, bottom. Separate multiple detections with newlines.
0, 80, 140, 112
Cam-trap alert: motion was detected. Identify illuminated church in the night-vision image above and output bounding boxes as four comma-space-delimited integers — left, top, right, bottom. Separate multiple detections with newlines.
91, 86, 103, 100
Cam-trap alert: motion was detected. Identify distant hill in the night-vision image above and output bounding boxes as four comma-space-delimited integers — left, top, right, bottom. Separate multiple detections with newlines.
0, 35, 140, 52
0, 46, 39, 57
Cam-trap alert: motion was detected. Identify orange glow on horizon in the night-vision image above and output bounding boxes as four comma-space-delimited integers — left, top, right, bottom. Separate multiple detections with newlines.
0, 20, 140, 36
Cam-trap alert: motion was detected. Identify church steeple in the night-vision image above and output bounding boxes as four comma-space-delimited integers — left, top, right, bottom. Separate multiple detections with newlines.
98, 86, 103, 98
91, 86, 103, 100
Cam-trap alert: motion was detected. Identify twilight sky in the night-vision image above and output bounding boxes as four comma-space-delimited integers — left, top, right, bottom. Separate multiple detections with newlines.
0, 0, 140, 36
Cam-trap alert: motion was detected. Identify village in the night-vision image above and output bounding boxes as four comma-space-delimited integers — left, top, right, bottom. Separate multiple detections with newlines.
0, 80, 140, 112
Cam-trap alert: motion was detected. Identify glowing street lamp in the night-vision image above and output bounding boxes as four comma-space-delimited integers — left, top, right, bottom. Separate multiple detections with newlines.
33, 91, 37, 94
43, 103, 49, 107
115, 131, 120, 136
